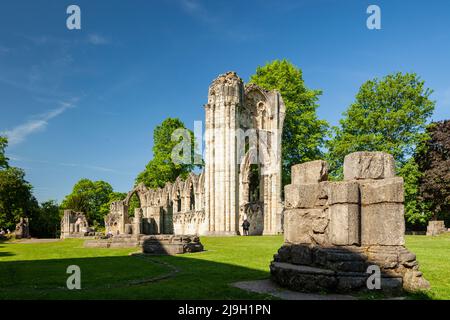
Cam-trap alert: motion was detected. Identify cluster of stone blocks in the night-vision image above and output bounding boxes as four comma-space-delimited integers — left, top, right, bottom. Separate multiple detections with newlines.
426, 220, 447, 236
271, 151, 430, 293
84, 234, 203, 255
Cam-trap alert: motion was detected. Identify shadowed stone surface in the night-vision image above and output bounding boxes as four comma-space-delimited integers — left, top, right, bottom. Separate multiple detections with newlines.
84, 234, 203, 255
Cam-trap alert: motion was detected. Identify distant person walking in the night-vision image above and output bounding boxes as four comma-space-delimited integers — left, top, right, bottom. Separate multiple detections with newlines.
242, 219, 250, 236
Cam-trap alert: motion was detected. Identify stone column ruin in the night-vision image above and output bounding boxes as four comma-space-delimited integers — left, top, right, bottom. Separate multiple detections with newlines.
271, 151, 430, 294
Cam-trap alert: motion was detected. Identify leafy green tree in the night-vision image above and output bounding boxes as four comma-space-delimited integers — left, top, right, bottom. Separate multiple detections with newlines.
0, 167, 39, 230
326, 72, 435, 226
0, 136, 8, 169
61, 179, 113, 225
398, 158, 432, 228
249, 60, 329, 186
326, 73, 435, 176
29, 200, 61, 238
416, 120, 450, 225
136, 117, 198, 188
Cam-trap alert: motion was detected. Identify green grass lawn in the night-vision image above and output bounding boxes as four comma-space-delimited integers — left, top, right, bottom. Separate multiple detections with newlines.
0, 234, 449, 300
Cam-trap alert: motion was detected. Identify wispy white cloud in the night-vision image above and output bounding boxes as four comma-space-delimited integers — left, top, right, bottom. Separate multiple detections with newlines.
9, 154, 129, 175
87, 33, 110, 45
2, 101, 76, 146
179, 0, 217, 24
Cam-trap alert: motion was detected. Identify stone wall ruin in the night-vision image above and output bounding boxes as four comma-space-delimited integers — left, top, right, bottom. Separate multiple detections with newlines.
60, 209, 91, 239
106, 71, 285, 237
271, 151, 430, 294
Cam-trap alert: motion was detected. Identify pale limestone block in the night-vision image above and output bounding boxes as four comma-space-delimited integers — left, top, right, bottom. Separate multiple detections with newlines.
328, 204, 360, 246
359, 177, 404, 205
327, 181, 360, 205
284, 183, 321, 209
291, 160, 328, 185
344, 152, 395, 180
361, 203, 405, 245
284, 208, 325, 244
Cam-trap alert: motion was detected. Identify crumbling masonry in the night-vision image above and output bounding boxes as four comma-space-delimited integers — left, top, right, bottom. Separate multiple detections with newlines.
105, 72, 285, 237
271, 151, 430, 293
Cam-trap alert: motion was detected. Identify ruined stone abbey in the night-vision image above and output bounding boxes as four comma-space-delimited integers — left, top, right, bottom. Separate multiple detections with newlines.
106, 71, 285, 236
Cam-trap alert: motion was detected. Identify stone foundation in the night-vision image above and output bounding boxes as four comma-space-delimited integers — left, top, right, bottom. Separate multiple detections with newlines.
271, 152, 430, 294
84, 234, 203, 255
271, 244, 429, 293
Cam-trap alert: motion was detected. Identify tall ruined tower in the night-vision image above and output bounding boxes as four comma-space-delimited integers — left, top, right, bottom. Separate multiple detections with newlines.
204, 72, 243, 235
107, 71, 285, 237
204, 72, 285, 235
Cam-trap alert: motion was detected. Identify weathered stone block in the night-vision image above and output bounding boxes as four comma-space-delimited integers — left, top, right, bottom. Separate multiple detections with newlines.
403, 269, 430, 292
275, 245, 292, 262
284, 208, 326, 244
361, 203, 405, 246
291, 160, 328, 185
311, 233, 328, 246
426, 220, 447, 236
284, 183, 321, 208
270, 262, 337, 292
312, 216, 329, 233
328, 204, 360, 246
344, 152, 395, 181
360, 177, 404, 205
366, 246, 400, 269
291, 245, 313, 265
327, 181, 359, 205
314, 247, 366, 272
336, 276, 366, 292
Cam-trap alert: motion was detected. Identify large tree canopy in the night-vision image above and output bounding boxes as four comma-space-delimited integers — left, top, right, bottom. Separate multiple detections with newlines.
416, 120, 450, 224
326, 72, 435, 227
61, 179, 114, 226
136, 117, 197, 188
326, 72, 435, 175
29, 200, 61, 238
0, 167, 39, 230
249, 60, 329, 185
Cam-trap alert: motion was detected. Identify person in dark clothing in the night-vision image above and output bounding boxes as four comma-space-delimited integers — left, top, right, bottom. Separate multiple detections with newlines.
242, 219, 250, 236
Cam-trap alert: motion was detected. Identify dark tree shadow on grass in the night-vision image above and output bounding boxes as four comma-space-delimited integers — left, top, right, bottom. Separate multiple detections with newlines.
0, 249, 272, 300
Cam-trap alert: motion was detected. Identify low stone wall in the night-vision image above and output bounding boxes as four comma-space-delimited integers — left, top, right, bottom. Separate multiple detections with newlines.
271, 152, 430, 294
84, 234, 203, 255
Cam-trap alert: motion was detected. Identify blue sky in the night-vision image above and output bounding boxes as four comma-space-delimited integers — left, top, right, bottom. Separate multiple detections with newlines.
0, 0, 449, 203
